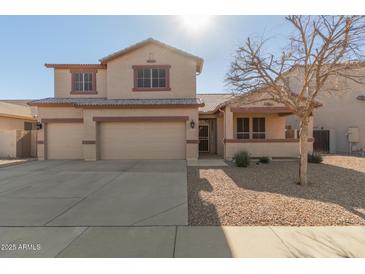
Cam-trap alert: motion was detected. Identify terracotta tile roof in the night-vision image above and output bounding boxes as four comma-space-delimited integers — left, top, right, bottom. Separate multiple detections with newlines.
0, 101, 36, 120
29, 97, 204, 108
99, 38, 204, 73
197, 93, 235, 113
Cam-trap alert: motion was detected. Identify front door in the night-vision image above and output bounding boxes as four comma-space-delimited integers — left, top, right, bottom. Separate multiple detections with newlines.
199, 125, 209, 152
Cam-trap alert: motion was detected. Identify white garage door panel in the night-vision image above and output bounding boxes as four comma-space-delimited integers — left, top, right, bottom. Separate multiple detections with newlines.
100, 122, 186, 159
47, 123, 83, 159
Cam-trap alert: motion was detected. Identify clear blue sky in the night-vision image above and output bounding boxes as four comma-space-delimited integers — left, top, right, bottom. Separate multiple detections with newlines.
0, 16, 292, 99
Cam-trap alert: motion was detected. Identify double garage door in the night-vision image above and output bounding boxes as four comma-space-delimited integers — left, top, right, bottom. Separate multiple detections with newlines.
46, 121, 186, 160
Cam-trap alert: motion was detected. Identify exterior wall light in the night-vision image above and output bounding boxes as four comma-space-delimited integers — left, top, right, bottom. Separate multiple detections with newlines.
190, 120, 195, 129
36, 122, 43, 130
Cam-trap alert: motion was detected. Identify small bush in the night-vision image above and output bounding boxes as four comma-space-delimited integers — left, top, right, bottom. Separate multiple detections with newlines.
308, 153, 323, 163
234, 151, 250, 167
258, 156, 271, 164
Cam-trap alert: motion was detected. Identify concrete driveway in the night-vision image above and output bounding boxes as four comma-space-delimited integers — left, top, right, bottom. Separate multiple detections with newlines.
0, 160, 187, 226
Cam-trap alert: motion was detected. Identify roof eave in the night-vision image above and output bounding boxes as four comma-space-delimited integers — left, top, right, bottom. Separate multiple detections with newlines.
44, 64, 107, 69
28, 99, 205, 109
0, 113, 36, 120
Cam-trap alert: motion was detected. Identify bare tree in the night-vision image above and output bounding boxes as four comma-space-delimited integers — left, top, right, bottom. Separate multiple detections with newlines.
227, 16, 365, 186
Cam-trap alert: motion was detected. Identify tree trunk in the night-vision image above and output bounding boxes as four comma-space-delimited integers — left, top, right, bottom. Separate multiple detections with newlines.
299, 117, 309, 186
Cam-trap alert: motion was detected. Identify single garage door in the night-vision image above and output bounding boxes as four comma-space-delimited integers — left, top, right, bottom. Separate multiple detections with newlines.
99, 121, 186, 159
47, 123, 83, 159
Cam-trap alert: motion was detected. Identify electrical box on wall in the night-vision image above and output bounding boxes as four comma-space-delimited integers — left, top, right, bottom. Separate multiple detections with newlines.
348, 127, 360, 143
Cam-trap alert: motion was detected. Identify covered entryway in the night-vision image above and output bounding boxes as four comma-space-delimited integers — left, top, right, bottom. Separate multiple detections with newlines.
198, 119, 218, 155
98, 121, 186, 160
47, 123, 83, 159
199, 125, 209, 152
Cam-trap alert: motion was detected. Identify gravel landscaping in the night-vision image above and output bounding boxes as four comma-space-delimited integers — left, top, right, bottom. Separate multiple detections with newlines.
188, 155, 365, 226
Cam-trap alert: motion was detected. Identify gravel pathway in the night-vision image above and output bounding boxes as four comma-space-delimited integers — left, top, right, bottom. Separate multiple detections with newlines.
188, 155, 365, 226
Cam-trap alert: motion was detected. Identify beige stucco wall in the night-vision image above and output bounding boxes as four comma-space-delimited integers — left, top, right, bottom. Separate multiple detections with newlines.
0, 117, 33, 130
0, 130, 17, 158
287, 66, 365, 154
225, 142, 301, 159
37, 107, 83, 119
106, 43, 197, 99
54, 69, 107, 98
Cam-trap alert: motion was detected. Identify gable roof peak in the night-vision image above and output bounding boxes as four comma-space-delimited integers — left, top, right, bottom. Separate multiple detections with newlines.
99, 38, 203, 73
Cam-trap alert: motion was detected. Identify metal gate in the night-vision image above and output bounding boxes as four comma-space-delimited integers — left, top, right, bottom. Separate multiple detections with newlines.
16, 130, 32, 158
199, 125, 209, 152
313, 130, 330, 153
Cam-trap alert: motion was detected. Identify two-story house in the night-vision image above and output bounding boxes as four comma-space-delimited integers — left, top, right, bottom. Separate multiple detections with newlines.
30, 38, 313, 161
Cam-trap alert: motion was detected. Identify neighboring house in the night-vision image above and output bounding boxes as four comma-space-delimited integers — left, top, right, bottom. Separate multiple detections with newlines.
286, 64, 365, 155
30, 38, 312, 161
0, 100, 36, 130
0, 101, 37, 158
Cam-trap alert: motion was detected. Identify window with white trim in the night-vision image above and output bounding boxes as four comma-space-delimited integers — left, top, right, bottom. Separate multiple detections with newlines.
135, 67, 168, 89
73, 73, 94, 92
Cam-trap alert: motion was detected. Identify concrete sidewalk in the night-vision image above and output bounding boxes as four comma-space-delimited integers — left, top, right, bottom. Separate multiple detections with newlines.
0, 226, 364, 258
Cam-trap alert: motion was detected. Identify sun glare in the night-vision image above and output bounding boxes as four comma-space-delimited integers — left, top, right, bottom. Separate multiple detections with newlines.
179, 15, 213, 33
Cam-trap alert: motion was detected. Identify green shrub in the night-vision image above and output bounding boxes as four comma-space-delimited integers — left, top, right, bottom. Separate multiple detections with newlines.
258, 156, 271, 164
308, 153, 323, 163
234, 151, 250, 167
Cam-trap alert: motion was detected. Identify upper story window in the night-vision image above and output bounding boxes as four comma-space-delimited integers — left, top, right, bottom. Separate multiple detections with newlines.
71, 70, 97, 94
133, 65, 171, 91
